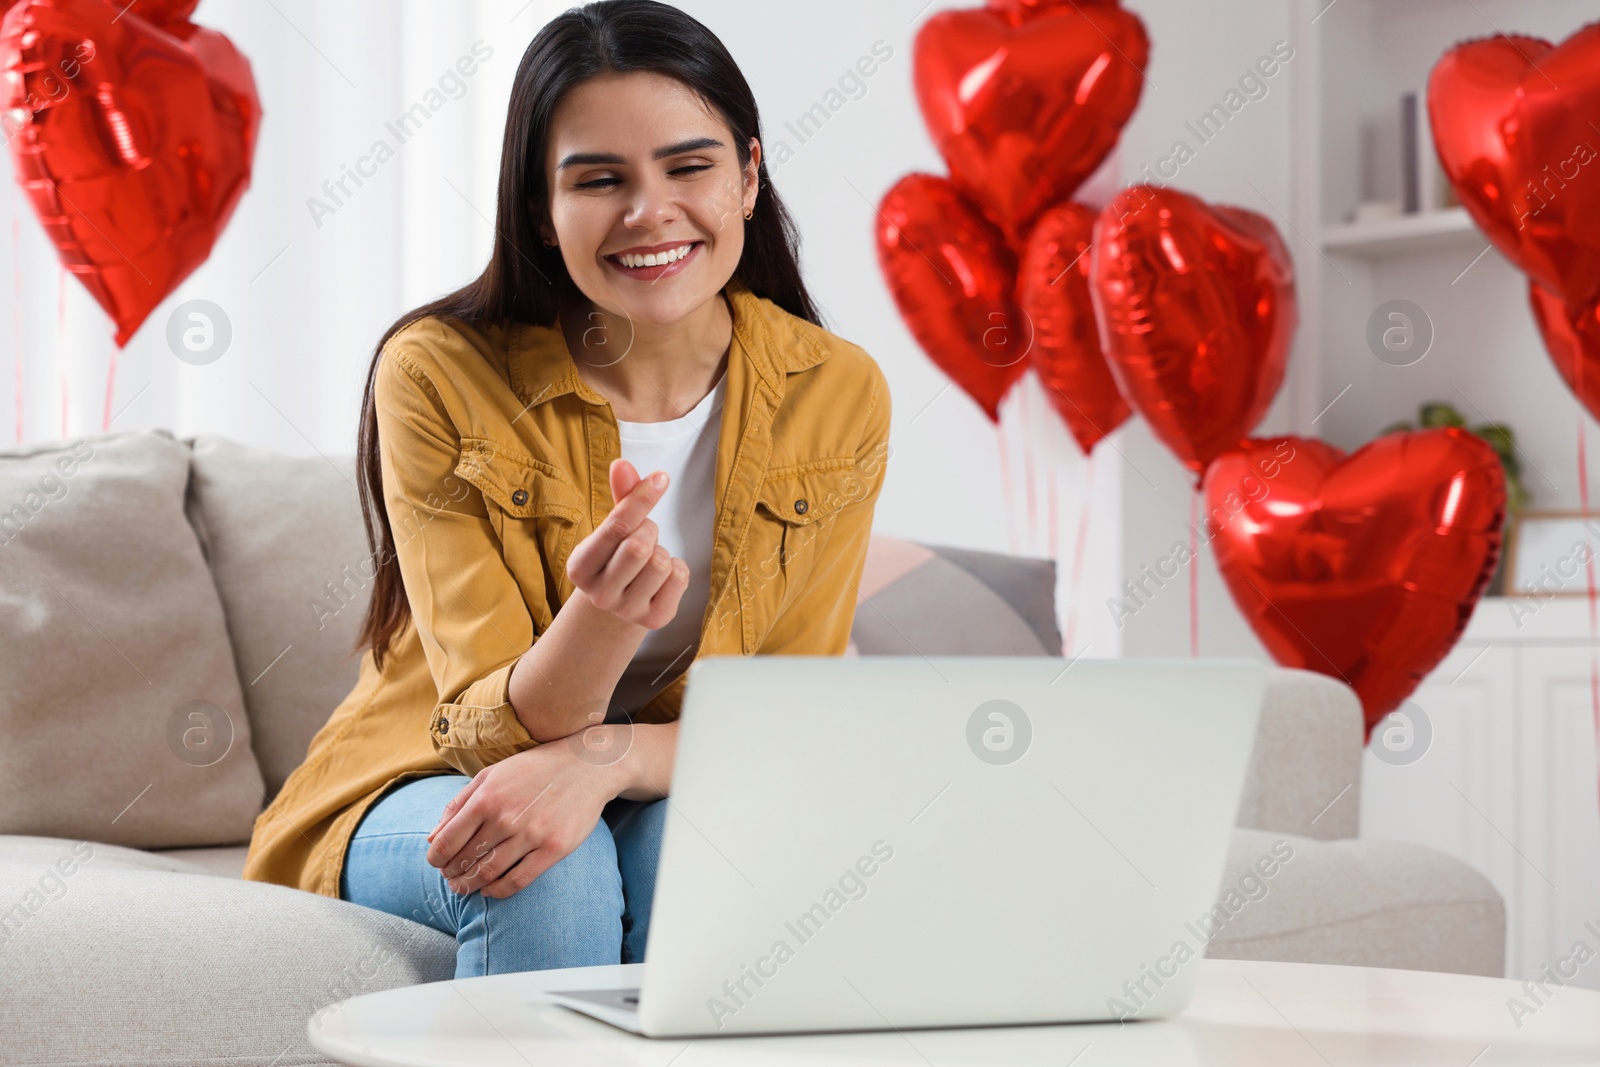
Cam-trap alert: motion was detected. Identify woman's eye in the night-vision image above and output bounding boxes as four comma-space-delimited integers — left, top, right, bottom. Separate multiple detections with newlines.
576, 164, 713, 190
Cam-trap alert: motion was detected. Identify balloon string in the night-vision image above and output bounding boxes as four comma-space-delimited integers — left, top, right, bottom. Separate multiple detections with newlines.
996, 405, 1020, 556
1189, 489, 1200, 657
1021, 376, 1036, 547
101, 335, 117, 432
58, 265, 67, 439
1578, 415, 1600, 817
11, 203, 22, 445
1062, 450, 1097, 657
1046, 409, 1060, 558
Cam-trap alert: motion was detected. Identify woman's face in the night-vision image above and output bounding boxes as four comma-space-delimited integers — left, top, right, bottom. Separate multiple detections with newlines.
540, 71, 759, 330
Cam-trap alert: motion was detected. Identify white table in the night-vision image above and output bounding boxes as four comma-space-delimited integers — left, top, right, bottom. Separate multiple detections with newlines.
308, 957, 1600, 1065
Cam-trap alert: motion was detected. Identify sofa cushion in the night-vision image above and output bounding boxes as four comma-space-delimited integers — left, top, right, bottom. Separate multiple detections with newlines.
0, 834, 210, 876
0, 855, 454, 1066
184, 435, 371, 803
1235, 669, 1365, 841
1205, 828, 1505, 977
0, 835, 250, 882
151, 842, 252, 879
0, 430, 266, 849
850, 537, 1061, 655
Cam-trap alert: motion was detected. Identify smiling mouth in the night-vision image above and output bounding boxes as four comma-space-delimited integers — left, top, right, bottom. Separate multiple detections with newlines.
606, 241, 702, 270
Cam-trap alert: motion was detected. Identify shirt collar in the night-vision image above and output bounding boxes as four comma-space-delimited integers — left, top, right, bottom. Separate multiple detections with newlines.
510, 276, 828, 409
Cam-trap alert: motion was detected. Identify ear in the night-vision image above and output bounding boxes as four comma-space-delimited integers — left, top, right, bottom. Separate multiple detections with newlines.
745, 137, 762, 209
531, 201, 555, 246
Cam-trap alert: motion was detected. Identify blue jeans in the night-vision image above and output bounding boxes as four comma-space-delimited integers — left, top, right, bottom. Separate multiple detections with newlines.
339, 774, 667, 979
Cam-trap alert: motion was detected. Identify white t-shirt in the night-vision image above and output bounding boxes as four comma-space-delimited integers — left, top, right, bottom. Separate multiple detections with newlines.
606, 365, 727, 718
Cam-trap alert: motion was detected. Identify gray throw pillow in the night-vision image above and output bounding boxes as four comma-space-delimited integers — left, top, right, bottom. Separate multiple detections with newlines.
0, 429, 266, 847
183, 435, 371, 803
851, 538, 1062, 655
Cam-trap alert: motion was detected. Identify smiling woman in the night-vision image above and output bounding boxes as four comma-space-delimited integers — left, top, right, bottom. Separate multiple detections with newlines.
539, 69, 760, 370
240, 0, 893, 984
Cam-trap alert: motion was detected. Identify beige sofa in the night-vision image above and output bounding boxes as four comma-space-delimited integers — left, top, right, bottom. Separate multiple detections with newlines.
0, 428, 1505, 1067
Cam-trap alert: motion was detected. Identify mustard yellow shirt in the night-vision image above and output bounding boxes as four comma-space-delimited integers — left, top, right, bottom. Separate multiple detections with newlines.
242, 277, 892, 898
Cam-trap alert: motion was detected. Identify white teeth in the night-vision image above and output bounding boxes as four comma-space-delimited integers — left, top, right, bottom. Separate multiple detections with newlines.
615, 243, 695, 268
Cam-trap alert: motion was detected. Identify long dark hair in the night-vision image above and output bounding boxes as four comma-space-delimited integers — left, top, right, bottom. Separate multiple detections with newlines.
354, 0, 819, 671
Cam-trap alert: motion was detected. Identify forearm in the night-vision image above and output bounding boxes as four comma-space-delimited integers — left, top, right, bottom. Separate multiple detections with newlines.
605, 720, 679, 801
508, 587, 647, 743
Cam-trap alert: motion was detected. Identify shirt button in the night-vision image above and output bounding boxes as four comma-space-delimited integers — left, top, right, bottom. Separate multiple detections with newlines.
511, 489, 529, 506
794, 498, 808, 515
438, 718, 449, 734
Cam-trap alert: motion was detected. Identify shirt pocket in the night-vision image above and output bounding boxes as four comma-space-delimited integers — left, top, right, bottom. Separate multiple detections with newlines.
745, 460, 865, 616
453, 440, 586, 603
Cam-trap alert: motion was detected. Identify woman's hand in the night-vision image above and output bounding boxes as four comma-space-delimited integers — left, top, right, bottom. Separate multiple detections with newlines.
423, 731, 624, 899
566, 458, 691, 630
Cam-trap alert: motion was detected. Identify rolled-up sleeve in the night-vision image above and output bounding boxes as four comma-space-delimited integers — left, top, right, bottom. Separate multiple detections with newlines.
757, 368, 893, 656
374, 345, 543, 777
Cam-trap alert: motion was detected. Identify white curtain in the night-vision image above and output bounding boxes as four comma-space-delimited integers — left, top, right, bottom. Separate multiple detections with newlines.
1, 0, 548, 454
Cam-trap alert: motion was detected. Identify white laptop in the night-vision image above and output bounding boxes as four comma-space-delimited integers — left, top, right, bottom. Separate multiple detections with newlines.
544, 654, 1267, 1039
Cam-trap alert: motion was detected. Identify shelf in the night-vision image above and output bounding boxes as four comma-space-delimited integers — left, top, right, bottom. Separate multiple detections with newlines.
1319, 207, 1483, 258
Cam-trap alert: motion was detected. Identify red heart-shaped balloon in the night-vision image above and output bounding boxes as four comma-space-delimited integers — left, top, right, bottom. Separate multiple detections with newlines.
137, 0, 199, 21
876, 173, 1028, 423
1528, 278, 1600, 423
1, 0, 198, 29
1090, 185, 1295, 483
1429, 24, 1600, 307
1016, 200, 1130, 453
913, 3, 1148, 248
1, 0, 261, 346
986, 0, 1119, 26
1204, 431, 1506, 740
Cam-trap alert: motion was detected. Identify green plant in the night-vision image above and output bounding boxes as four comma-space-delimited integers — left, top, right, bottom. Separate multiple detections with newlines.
1380, 402, 1527, 512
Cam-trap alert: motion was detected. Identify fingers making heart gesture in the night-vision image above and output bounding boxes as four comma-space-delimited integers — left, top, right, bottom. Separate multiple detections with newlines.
565, 458, 691, 631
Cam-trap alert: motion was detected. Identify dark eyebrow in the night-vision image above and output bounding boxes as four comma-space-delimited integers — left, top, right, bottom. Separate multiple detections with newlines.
557, 136, 726, 170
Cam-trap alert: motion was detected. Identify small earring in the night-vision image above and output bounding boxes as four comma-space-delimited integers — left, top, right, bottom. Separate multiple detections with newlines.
743, 206, 754, 220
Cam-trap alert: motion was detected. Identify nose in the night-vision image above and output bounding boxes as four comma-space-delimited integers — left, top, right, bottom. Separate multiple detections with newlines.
621, 168, 680, 232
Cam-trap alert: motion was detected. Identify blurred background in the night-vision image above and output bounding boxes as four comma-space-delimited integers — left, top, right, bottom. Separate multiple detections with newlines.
10, 0, 1589, 666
